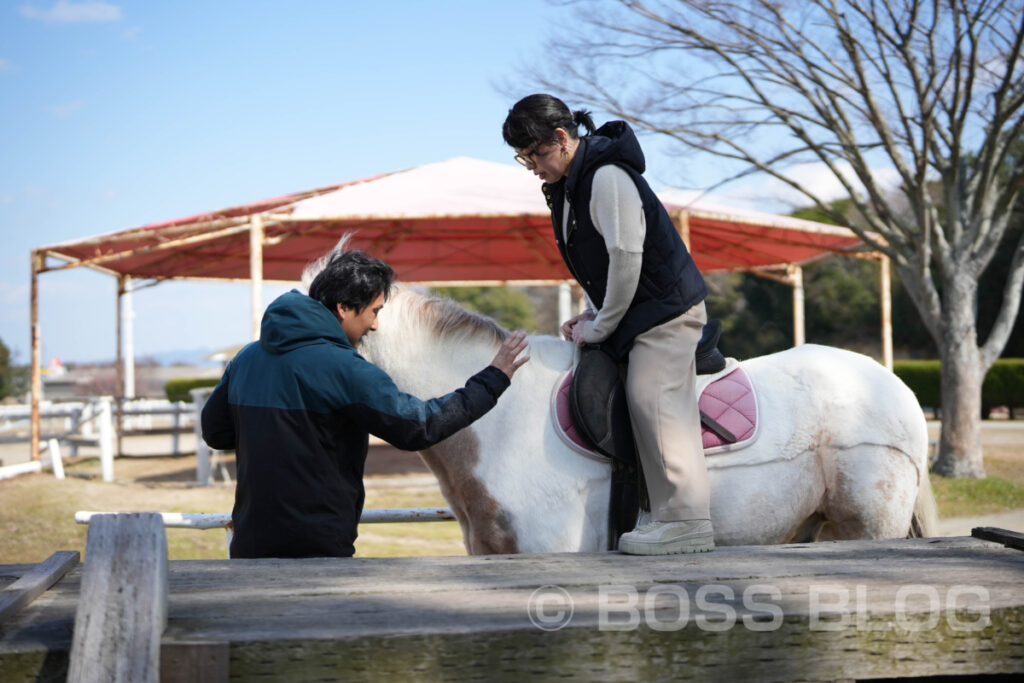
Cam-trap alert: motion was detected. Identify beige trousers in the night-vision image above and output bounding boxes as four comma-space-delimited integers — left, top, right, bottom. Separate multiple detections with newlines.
625, 301, 711, 522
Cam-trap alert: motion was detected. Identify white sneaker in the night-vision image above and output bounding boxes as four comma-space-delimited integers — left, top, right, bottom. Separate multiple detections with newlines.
618, 519, 715, 555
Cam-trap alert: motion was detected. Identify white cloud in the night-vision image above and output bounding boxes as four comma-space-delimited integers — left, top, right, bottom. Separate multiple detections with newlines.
20, 1, 122, 23
45, 99, 84, 118
0, 58, 18, 73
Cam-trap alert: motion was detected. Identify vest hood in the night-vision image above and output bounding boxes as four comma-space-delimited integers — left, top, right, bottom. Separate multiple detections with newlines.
569, 121, 646, 193
260, 289, 352, 354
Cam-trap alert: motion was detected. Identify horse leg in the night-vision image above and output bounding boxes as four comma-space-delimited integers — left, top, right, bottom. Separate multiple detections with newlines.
784, 513, 826, 543
818, 444, 921, 540
418, 430, 520, 555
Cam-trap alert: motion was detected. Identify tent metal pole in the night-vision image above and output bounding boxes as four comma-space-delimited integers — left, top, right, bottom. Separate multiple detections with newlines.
880, 253, 893, 370
671, 210, 691, 251
115, 275, 128, 457
123, 276, 135, 399
30, 251, 42, 462
250, 215, 264, 341
789, 264, 805, 346
750, 265, 806, 348
557, 282, 571, 329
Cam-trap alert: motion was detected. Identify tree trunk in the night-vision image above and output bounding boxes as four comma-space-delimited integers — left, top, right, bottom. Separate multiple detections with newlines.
932, 280, 986, 479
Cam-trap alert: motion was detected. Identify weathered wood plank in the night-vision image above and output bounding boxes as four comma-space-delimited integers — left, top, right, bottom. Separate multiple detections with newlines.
159, 641, 229, 683
0, 551, 78, 623
1, 536, 1021, 681
973, 525, 1024, 551
66, 513, 167, 683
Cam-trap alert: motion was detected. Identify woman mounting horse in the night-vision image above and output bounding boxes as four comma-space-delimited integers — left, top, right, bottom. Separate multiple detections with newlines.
503, 93, 714, 555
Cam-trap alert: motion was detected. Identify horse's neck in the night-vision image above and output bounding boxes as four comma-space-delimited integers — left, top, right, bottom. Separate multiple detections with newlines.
368, 332, 489, 397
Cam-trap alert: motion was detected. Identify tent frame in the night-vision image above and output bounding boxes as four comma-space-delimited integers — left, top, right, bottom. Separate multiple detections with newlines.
28, 199, 893, 463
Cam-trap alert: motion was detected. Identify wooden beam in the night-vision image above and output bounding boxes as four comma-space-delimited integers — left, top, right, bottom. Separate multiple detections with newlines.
68, 513, 168, 683
851, 251, 895, 369
116, 275, 125, 457
671, 210, 691, 250
160, 642, 229, 683
0, 551, 79, 623
747, 264, 798, 286
790, 264, 805, 346
30, 250, 42, 462
749, 265, 805, 347
880, 253, 893, 370
972, 526, 1024, 552
38, 222, 253, 275
249, 215, 264, 341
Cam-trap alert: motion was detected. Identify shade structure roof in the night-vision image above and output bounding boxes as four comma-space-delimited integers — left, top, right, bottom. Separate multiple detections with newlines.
36, 157, 869, 284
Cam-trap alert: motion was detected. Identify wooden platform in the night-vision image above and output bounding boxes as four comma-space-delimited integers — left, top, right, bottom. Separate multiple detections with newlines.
2, 536, 1022, 681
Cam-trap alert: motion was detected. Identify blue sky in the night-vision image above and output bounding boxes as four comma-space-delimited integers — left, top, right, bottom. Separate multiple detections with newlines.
0, 0, 821, 365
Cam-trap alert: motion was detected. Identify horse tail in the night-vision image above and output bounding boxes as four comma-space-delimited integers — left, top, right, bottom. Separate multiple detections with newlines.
909, 468, 939, 538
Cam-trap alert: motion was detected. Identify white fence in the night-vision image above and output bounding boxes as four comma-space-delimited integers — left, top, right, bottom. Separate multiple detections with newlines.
73, 508, 457, 557
0, 397, 194, 482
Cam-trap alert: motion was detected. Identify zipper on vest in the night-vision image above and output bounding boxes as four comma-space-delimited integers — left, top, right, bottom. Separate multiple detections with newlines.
562, 205, 585, 285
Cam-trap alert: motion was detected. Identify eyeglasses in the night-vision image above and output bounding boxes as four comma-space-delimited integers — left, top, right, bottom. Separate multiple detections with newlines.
514, 142, 554, 167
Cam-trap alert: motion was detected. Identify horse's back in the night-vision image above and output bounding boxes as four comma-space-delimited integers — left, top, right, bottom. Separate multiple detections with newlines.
742, 344, 927, 455
703, 345, 928, 544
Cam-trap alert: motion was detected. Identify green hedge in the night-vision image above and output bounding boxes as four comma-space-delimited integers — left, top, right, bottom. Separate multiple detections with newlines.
893, 358, 1024, 418
165, 377, 221, 403
892, 360, 942, 410
982, 359, 1024, 417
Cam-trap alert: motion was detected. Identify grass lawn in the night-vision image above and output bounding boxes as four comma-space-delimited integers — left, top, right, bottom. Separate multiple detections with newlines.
2, 442, 1022, 565
0, 455, 463, 564
929, 446, 1024, 517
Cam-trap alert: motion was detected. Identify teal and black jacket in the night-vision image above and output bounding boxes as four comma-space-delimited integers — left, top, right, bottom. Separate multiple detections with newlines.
201, 290, 509, 559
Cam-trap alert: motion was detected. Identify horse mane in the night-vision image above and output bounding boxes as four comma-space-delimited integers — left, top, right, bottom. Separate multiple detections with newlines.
394, 288, 510, 347
299, 234, 355, 292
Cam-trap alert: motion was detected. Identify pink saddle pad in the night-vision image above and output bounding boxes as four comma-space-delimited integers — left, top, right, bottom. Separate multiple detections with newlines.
699, 367, 757, 451
555, 369, 593, 453
553, 366, 758, 455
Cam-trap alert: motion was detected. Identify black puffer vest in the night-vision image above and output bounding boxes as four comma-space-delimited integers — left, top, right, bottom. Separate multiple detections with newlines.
543, 121, 707, 359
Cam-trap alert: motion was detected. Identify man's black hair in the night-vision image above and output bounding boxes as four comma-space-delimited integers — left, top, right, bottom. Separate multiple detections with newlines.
308, 249, 395, 313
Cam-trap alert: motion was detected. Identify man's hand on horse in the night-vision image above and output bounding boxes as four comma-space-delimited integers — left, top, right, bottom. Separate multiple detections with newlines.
490, 331, 531, 379
561, 310, 596, 341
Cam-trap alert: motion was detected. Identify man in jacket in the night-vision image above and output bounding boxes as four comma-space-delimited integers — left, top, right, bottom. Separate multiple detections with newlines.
201, 247, 529, 558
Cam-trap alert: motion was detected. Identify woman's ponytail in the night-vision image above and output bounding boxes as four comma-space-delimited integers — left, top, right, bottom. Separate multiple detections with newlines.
573, 109, 596, 135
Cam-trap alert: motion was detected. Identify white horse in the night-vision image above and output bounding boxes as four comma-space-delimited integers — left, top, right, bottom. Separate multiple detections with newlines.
361, 287, 936, 555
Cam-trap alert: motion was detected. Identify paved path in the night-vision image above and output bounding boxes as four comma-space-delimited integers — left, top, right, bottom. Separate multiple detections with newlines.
937, 510, 1024, 536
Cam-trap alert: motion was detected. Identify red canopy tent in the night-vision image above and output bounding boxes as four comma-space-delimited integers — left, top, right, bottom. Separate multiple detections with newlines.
37, 157, 866, 283
29, 157, 887, 459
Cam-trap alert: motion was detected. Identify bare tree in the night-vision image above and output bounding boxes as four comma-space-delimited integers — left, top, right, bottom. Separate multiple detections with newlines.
534, 0, 1024, 477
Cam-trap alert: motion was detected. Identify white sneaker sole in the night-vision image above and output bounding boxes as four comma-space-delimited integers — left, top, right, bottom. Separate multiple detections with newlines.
618, 533, 715, 556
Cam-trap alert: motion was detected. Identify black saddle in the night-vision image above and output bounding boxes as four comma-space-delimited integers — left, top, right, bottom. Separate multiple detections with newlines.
568, 318, 728, 550
696, 318, 727, 375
